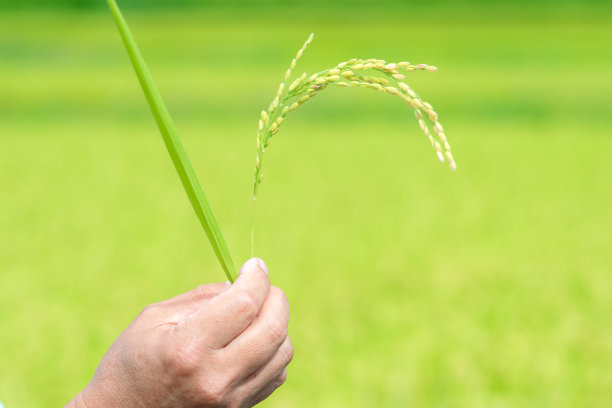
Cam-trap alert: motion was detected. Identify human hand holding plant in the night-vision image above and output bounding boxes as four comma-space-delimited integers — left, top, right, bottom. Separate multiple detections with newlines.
66, 258, 292, 408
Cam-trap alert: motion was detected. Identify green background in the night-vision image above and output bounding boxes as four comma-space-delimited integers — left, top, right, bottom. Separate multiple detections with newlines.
1, 1, 611, 406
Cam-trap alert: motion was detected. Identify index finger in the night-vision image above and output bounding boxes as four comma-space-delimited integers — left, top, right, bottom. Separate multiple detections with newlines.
183, 258, 271, 349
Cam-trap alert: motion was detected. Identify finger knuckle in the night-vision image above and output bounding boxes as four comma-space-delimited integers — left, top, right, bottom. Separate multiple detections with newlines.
266, 318, 288, 345
271, 287, 289, 308
232, 291, 258, 317
275, 370, 288, 388
192, 284, 213, 297
167, 342, 202, 376
139, 302, 160, 317
191, 282, 226, 299
283, 341, 295, 365
198, 378, 228, 406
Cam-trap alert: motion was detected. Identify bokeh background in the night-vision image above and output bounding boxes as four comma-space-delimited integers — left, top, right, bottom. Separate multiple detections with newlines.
1, 0, 611, 406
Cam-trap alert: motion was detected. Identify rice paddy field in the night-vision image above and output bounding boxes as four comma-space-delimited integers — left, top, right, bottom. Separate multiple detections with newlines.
1, 2, 611, 407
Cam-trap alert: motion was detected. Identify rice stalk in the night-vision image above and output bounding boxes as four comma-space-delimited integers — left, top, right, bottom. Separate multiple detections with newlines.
251, 34, 456, 255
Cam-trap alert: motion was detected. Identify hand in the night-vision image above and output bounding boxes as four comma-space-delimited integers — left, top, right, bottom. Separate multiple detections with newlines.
66, 258, 293, 408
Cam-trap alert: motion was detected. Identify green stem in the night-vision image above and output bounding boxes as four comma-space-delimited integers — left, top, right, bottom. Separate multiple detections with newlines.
106, 0, 237, 282
250, 197, 256, 257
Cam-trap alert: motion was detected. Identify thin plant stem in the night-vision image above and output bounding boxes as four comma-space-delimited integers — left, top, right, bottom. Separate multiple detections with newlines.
106, 0, 237, 282
250, 198, 256, 257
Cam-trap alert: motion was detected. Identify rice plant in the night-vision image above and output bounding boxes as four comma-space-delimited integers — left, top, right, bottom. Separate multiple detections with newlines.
251, 34, 456, 255
107, 0, 455, 278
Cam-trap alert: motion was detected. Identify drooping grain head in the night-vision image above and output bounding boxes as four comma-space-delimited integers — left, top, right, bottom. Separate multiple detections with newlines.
252, 33, 456, 211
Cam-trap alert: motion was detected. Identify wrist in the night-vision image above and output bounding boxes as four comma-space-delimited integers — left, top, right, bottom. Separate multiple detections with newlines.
64, 391, 90, 408
66, 382, 114, 408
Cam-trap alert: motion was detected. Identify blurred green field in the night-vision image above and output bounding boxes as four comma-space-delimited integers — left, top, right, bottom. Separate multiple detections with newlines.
1, 4, 612, 407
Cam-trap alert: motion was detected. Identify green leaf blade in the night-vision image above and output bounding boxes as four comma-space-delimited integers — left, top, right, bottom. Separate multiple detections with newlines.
106, 0, 236, 282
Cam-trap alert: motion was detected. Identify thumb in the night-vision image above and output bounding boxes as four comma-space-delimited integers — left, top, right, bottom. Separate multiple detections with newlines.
183, 258, 271, 349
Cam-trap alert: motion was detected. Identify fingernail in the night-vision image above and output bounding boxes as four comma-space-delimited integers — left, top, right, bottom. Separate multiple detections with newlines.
240, 257, 268, 276
255, 258, 268, 275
